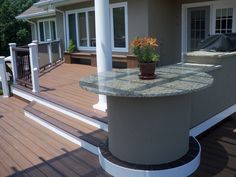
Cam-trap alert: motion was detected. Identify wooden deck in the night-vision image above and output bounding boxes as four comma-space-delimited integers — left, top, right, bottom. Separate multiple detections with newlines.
0, 97, 110, 177
5, 63, 236, 177
39, 63, 107, 120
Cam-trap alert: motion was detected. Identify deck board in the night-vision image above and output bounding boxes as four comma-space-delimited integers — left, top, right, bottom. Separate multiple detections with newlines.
0, 97, 111, 177
39, 63, 107, 119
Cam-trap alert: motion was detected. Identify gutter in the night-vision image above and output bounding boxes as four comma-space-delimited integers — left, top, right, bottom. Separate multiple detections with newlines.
16, 9, 55, 20
24, 19, 38, 42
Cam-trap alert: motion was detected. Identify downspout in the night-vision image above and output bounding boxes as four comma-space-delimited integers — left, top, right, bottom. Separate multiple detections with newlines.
25, 19, 38, 42
55, 8, 67, 51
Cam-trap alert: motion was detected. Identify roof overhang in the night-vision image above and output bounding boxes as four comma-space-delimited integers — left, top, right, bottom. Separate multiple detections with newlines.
34, 0, 90, 8
16, 9, 55, 20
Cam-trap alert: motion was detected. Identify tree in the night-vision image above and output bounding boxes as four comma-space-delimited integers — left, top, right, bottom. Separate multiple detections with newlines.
0, 0, 38, 56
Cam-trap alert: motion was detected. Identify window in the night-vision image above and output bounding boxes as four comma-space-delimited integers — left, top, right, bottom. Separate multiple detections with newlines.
88, 11, 96, 47
215, 8, 233, 34
112, 6, 126, 48
38, 19, 57, 42
68, 14, 77, 46
66, 2, 128, 51
78, 12, 87, 46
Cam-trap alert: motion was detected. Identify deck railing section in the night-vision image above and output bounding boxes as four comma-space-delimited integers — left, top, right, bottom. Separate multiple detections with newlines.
38, 39, 62, 72
12, 46, 31, 86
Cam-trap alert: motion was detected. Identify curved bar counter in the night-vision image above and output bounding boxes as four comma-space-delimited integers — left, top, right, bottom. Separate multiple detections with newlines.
80, 63, 215, 176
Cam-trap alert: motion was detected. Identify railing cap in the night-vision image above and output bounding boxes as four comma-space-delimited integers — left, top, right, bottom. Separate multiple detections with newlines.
9, 43, 16, 47
28, 43, 37, 47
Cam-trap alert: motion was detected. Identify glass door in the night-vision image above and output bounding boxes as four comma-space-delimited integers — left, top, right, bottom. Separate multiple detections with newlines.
187, 6, 210, 51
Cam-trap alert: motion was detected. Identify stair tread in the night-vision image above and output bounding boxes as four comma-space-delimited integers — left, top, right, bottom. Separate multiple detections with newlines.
13, 84, 108, 124
25, 102, 108, 147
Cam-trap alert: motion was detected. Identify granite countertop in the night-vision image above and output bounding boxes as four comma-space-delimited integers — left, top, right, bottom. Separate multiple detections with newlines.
185, 51, 236, 58
80, 63, 217, 98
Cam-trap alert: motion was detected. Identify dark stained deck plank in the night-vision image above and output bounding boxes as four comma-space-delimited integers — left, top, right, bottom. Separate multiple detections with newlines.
0, 97, 111, 177
191, 116, 236, 177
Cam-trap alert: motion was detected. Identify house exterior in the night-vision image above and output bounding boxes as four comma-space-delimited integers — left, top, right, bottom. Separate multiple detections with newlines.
17, 0, 236, 66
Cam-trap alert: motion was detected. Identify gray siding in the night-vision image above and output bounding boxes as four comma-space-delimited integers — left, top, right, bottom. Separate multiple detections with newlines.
127, 0, 149, 46
56, 11, 65, 51
148, 0, 181, 66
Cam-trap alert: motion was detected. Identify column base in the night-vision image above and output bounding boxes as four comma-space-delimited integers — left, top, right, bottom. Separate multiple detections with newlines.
93, 102, 107, 112
98, 137, 201, 177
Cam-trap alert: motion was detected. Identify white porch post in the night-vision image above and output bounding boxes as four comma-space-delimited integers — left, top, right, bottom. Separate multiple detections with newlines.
0, 57, 9, 97
28, 43, 40, 93
47, 39, 53, 64
9, 43, 17, 84
93, 0, 112, 112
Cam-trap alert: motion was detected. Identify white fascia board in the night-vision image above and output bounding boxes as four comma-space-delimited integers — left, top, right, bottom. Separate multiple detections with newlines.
16, 10, 56, 20
34, 0, 65, 7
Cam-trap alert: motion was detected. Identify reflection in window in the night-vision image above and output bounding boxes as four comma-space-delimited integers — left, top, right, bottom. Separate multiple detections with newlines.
215, 8, 233, 34
44, 21, 50, 40
68, 14, 77, 47
50, 21, 56, 40
113, 7, 126, 48
38, 20, 57, 42
78, 12, 87, 47
89, 11, 96, 47
39, 22, 44, 42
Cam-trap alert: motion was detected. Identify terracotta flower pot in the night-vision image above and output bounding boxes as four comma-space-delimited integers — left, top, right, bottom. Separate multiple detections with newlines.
139, 62, 157, 80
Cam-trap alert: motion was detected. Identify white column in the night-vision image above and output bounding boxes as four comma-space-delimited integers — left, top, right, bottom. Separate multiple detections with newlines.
47, 39, 53, 64
0, 57, 9, 97
28, 43, 40, 93
9, 43, 17, 84
93, 0, 112, 112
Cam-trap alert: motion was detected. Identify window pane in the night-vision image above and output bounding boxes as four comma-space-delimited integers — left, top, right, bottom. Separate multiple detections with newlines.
50, 21, 56, 41
39, 22, 45, 42
215, 8, 233, 34
44, 21, 50, 40
78, 12, 87, 47
88, 11, 96, 47
68, 14, 77, 47
113, 7, 126, 48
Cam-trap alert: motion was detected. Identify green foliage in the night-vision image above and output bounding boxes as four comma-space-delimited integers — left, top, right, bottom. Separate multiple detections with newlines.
68, 40, 76, 53
130, 37, 160, 63
0, 89, 3, 95
0, 0, 38, 56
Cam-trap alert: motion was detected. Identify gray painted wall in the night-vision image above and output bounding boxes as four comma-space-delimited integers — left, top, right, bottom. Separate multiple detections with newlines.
148, 0, 181, 66
185, 54, 236, 128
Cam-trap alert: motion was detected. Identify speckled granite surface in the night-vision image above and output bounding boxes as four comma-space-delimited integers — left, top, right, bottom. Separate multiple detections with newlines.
185, 51, 236, 58
80, 63, 217, 97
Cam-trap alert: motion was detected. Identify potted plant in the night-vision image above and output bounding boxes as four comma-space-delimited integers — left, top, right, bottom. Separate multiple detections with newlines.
64, 40, 76, 64
130, 37, 160, 79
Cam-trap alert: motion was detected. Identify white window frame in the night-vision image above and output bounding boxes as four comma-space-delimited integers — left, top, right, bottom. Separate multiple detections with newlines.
37, 18, 57, 43
181, 0, 236, 58
212, 3, 236, 34
65, 2, 128, 52
110, 2, 128, 52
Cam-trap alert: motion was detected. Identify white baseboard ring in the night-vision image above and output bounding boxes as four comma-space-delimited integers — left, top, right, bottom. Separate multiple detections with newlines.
98, 137, 201, 177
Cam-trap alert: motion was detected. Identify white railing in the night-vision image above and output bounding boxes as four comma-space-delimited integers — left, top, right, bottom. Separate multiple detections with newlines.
0, 57, 10, 97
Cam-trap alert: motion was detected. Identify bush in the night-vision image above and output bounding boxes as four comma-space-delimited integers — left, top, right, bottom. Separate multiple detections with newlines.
68, 40, 76, 53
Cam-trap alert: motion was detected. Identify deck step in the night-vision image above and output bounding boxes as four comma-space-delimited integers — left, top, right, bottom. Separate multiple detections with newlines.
24, 101, 108, 155
12, 84, 108, 132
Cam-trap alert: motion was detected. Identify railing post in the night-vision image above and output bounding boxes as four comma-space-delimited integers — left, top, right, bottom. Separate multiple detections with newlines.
47, 39, 53, 64
0, 57, 10, 97
28, 43, 40, 93
58, 39, 62, 59
9, 43, 17, 84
